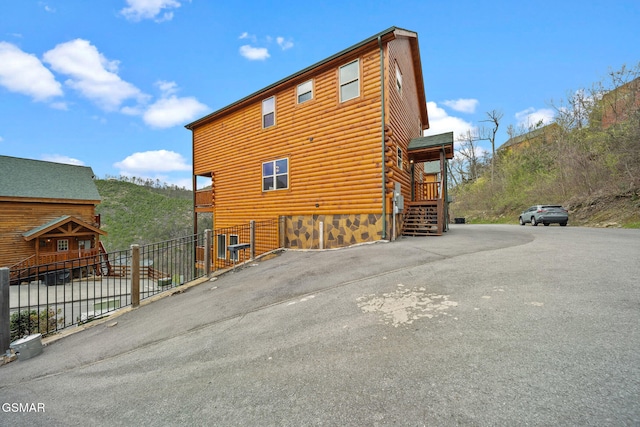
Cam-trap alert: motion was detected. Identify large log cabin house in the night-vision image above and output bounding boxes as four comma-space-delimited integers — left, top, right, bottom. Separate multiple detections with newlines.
186, 27, 453, 256
0, 156, 106, 280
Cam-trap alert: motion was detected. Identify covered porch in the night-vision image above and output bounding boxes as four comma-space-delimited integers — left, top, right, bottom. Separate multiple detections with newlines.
11, 215, 107, 277
404, 132, 454, 236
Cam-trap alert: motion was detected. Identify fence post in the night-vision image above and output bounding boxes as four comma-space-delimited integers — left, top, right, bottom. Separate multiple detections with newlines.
204, 229, 212, 277
0, 268, 9, 353
131, 244, 140, 308
279, 216, 285, 248
250, 221, 256, 260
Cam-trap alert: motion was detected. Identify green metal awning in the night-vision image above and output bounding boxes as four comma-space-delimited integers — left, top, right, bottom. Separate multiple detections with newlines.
408, 132, 454, 163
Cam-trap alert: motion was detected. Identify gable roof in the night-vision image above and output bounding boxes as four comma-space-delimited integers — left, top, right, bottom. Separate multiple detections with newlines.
22, 215, 106, 241
0, 155, 101, 202
408, 132, 454, 162
185, 26, 428, 131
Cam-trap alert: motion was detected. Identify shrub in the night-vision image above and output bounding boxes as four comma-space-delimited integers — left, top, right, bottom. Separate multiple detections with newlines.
10, 307, 64, 342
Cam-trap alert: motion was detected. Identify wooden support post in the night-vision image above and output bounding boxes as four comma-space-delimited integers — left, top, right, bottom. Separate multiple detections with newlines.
0, 268, 9, 353
204, 229, 212, 277
250, 221, 256, 260
131, 245, 140, 308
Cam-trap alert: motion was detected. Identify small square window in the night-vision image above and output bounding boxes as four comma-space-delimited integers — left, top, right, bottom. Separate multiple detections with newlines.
262, 97, 275, 128
297, 80, 313, 104
262, 158, 289, 191
339, 60, 360, 102
57, 239, 69, 252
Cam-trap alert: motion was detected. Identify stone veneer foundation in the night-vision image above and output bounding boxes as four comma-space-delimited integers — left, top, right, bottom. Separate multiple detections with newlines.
284, 214, 387, 249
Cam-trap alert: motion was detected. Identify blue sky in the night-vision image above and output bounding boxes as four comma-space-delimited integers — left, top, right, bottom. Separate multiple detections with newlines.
1, 1, 638, 189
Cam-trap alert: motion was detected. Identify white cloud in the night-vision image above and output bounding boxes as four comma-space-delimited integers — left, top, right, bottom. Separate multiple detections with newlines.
120, 0, 182, 22
0, 136, 4, 142
239, 32, 256, 42
50, 101, 68, 110
0, 42, 63, 102
515, 107, 555, 128
114, 150, 191, 173
143, 96, 208, 128
277, 37, 294, 50
424, 101, 476, 141
239, 45, 270, 61
142, 81, 208, 128
442, 98, 478, 114
43, 39, 147, 111
156, 80, 178, 96
41, 154, 85, 166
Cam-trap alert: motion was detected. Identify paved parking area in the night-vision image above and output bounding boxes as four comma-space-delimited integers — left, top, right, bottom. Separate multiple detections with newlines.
1, 225, 639, 426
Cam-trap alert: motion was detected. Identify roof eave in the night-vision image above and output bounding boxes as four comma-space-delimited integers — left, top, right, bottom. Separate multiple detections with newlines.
185, 26, 405, 130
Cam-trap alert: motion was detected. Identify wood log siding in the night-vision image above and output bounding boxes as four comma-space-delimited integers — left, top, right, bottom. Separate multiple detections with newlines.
0, 200, 97, 267
193, 48, 387, 228
387, 37, 426, 201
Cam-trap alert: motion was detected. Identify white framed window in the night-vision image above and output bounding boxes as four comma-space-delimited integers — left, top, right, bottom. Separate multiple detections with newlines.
262, 97, 275, 128
397, 147, 403, 169
395, 62, 403, 95
297, 80, 313, 104
262, 158, 289, 191
57, 239, 69, 252
229, 235, 239, 261
217, 234, 226, 259
339, 59, 360, 102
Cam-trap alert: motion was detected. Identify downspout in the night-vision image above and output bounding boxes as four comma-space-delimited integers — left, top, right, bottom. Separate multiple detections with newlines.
378, 35, 387, 240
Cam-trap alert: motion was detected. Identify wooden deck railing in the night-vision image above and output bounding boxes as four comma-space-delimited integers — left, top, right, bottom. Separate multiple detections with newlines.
195, 189, 213, 207
414, 182, 441, 201
11, 249, 100, 271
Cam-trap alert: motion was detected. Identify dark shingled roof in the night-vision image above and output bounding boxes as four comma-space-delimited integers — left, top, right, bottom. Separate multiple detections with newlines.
408, 132, 454, 162
0, 155, 101, 201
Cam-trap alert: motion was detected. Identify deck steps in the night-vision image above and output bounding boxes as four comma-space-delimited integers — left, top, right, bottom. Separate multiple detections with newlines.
402, 201, 441, 236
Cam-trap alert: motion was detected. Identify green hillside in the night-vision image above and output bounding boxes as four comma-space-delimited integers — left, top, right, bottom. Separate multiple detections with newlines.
450, 66, 640, 228
95, 179, 194, 251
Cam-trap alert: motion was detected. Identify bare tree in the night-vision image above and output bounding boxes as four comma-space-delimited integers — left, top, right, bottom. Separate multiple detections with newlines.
479, 110, 503, 184
454, 129, 487, 183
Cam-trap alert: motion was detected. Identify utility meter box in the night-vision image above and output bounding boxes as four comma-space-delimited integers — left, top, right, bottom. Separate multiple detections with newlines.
393, 183, 404, 212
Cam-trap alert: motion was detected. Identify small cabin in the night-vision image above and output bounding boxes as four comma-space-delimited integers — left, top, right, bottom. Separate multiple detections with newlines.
0, 156, 106, 274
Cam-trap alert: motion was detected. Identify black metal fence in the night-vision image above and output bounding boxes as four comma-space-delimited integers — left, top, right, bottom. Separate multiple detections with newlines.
2, 219, 281, 343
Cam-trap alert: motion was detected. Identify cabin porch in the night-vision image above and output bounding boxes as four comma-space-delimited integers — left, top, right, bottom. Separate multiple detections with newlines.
402, 132, 454, 237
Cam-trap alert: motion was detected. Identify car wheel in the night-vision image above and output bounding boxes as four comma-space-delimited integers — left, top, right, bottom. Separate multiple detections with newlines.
531, 216, 538, 226
519, 217, 525, 225
560, 222, 567, 226
544, 222, 550, 226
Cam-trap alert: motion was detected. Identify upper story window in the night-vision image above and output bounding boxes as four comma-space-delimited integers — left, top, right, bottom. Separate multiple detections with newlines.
395, 62, 403, 95
339, 59, 360, 102
262, 158, 289, 191
297, 80, 313, 104
397, 147, 403, 169
262, 97, 275, 128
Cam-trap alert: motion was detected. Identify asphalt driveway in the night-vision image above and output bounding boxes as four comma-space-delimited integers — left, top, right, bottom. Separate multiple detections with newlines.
1, 225, 639, 426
